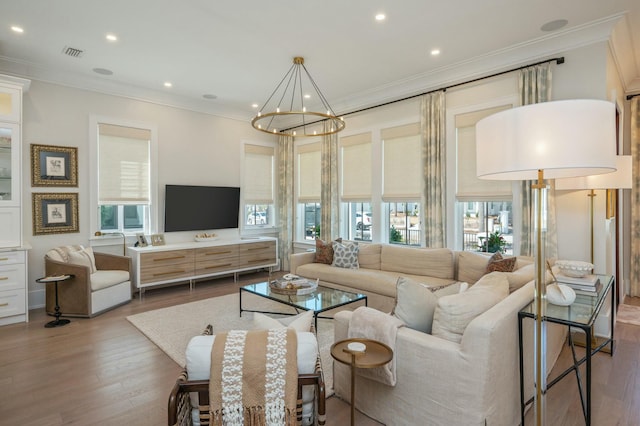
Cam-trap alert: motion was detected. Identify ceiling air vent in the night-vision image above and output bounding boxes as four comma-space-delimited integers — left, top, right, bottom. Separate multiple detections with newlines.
62, 46, 84, 58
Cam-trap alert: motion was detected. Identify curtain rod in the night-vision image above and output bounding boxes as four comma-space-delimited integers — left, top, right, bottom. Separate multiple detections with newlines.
627, 93, 640, 100
342, 56, 565, 117
284, 56, 565, 132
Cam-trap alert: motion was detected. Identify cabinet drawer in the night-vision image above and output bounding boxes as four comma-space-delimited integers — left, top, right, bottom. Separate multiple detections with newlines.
195, 245, 239, 261
0, 263, 25, 291
0, 249, 25, 266
141, 249, 195, 266
0, 288, 26, 318
195, 257, 241, 276
238, 241, 276, 256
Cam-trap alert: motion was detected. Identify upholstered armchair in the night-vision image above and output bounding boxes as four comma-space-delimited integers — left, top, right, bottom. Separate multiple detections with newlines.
45, 245, 132, 317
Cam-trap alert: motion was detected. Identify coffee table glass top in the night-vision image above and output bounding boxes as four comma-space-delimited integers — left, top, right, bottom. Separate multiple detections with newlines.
519, 274, 613, 326
242, 281, 366, 312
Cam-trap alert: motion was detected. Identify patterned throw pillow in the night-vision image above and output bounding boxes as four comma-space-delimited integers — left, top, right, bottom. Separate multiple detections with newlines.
314, 237, 342, 264
331, 241, 359, 269
486, 252, 517, 273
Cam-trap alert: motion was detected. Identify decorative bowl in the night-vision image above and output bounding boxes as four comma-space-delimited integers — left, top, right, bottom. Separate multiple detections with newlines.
555, 260, 593, 278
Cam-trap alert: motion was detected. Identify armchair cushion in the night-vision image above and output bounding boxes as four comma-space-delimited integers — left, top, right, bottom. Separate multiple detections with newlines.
90, 270, 130, 291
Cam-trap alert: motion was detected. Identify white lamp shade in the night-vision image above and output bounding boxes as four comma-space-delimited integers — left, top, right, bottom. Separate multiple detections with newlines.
555, 155, 632, 190
476, 100, 616, 180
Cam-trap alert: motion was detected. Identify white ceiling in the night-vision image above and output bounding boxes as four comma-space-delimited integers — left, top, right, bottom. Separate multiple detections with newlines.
0, 0, 638, 121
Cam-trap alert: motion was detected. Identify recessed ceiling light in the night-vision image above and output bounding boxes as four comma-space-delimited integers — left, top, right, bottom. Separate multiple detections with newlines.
251, 103, 259, 108
11, 26, 24, 33
375, 13, 386, 21
106, 34, 118, 42
431, 49, 441, 56
93, 67, 113, 76
203, 94, 217, 100
540, 19, 568, 32
164, 82, 172, 88
304, 94, 311, 99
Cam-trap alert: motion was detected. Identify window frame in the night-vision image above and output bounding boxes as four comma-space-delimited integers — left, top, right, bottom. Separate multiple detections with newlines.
241, 139, 276, 231
89, 115, 158, 236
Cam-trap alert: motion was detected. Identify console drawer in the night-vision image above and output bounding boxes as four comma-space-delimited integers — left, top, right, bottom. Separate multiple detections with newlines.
0, 263, 25, 292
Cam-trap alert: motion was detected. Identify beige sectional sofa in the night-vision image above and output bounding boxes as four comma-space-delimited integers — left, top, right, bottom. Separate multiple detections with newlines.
289, 242, 567, 425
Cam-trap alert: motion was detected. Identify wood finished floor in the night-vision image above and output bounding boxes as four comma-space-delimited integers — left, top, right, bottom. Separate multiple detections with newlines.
0, 273, 638, 425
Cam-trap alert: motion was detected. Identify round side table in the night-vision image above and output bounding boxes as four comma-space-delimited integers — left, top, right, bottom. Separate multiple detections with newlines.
331, 338, 393, 426
37, 274, 74, 328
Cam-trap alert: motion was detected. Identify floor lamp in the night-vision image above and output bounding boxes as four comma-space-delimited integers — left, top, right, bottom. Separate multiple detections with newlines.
555, 155, 631, 351
475, 99, 616, 425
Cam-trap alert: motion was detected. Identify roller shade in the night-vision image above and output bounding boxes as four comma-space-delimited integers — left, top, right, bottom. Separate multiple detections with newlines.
297, 142, 321, 203
382, 123, 421, 201
98, 123, 151, 205
340, 132, 372, 202
456, 106, 512, 201
244, 144, 274, 204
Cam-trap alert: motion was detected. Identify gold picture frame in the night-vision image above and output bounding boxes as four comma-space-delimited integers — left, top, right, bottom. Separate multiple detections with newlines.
32, 192, 79, 235
150, 233, 166, 246
31, 143, 78, 187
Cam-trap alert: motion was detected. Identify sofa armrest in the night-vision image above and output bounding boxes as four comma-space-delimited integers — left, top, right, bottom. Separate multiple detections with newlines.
94, 252, 132, 272
289, 251, 316, 274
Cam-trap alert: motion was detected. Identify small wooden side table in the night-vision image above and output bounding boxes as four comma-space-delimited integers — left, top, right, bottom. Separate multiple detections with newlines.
37, 274, 73, 328
331, 338, 393, 426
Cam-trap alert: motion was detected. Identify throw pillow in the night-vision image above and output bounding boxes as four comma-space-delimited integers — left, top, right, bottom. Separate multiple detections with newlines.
252, 310, 314, 332
67, 246, 97, 273
332, 241, 359, 269
392, 277, 463, 334
314, 237, 342, 264
431, 272, 509, 343
486, 252, 517, 273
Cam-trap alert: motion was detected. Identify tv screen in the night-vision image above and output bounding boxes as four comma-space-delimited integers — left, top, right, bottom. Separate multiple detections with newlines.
164, 185, 240, 232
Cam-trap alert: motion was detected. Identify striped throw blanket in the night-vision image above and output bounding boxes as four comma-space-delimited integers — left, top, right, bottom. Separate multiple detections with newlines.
210, 328, 298, 425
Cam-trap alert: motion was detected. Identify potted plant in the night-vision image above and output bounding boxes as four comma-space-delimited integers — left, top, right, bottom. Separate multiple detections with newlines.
478, 230, 506, 253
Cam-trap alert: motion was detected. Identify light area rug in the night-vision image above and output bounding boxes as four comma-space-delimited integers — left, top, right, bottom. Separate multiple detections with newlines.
126, 292, 335, 393
616, 304, 640, 326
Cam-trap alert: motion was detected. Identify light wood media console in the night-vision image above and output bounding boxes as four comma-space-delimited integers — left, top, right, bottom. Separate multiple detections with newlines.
128, 237, 278, 298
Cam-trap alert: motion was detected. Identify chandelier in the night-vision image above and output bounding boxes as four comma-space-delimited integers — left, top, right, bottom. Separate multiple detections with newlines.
251, 57, 345, 137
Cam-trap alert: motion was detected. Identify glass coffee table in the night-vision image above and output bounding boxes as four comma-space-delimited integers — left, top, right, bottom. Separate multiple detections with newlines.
240, 281, 367, 330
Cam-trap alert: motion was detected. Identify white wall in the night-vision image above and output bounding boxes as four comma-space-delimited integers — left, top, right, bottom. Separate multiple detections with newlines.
22, 81, 273, 308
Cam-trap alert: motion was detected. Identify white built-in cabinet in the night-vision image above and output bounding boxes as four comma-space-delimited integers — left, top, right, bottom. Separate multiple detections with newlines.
0, 75, 30, 326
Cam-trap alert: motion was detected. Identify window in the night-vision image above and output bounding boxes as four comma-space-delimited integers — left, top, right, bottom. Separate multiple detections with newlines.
91, 118, 157, 235
243, 143, 275, 227
296, 140, 321, 240
388, 202, 421, 246
340, 132, 373, 241
454, 106, 514, 254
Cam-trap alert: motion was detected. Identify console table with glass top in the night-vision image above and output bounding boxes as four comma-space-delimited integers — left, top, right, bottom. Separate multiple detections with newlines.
518, 274, 615, 426
240, 281, 367, 330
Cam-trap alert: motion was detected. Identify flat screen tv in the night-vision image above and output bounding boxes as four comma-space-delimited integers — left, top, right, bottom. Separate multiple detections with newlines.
164, 185, 240, 232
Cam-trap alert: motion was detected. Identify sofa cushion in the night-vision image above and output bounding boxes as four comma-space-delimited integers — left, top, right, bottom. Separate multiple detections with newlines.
392, 277, 464, 333
381, 246, 454, 279
90, 270, 130, 291
486, 252, 517, 273
358, 243, 382, 270
431, 272, 509, 343
332, 241, 359, 269
314, 237, 342, 264
295, 263, 457, 299
456, 251, 492, 284
68, 246, 98, 273
252, 310, 314, 332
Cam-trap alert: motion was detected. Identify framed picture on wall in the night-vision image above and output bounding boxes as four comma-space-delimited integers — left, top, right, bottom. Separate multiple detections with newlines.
31, 143, 78, 187
32, 192, 79, 235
